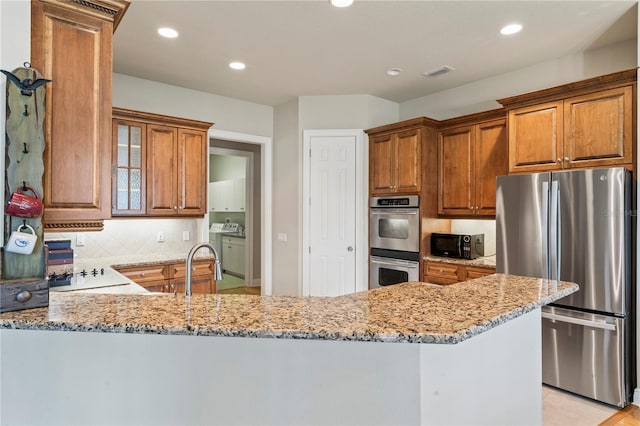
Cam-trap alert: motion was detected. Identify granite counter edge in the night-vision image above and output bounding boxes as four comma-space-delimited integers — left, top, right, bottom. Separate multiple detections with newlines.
0, 283, 577, 344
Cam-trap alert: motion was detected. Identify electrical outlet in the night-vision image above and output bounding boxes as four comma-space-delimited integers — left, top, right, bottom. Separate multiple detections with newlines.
182, 231, 190, 241
76, 234, 86, 246
157, 231, 165, 242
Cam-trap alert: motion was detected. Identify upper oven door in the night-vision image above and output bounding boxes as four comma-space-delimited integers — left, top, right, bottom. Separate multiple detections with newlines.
370, 207, 420, 253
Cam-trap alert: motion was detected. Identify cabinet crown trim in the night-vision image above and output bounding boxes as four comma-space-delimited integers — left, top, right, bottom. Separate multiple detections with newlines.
38, 0, 130, 30
437, 108, 506, 129
365, 117, 439, 135
497, 68, 637, 109
112, 107, 214, 131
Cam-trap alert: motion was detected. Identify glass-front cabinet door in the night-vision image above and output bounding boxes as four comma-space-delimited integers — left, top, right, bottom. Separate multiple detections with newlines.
112, 119, 146, 215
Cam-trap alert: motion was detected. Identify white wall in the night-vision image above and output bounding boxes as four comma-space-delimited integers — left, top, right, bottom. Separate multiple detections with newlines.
113, 73, 273, 137
210, 154, 247, 182
0, 0, 31, 247
400, 39, 637, 120
270, 95, 399, 296
298, 95, 399, 130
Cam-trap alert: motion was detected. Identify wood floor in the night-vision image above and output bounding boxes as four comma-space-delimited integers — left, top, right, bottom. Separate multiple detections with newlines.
601, 405, 640, 426
217, 286, 261, 295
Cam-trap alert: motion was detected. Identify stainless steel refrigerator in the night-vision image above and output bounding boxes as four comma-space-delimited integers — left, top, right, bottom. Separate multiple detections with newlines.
496, 167, 633, 407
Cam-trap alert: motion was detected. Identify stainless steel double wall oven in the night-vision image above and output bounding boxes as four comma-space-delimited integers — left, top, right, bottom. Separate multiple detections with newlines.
369, 195, 420, 289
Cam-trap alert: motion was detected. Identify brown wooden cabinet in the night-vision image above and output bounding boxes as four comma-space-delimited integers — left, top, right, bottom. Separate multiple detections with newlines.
423, 260, 495, 285
117, 264, 169, 292
437, 110, 507, 217
116, 259, 216, 294
500, 70, 636, 174
171, 260, 216, 294
111, 108, 213, 217
31, 0, 129, 231
366, 118, 438, 195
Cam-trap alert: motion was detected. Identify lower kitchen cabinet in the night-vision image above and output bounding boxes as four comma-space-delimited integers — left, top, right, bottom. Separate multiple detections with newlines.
423, 260, 495, 285
116, 259, 216, 294
171, 260, 216, 294
222, 236, 246, 277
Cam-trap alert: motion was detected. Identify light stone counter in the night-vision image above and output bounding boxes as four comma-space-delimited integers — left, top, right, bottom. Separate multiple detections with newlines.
424, 254, 497, 268
0, 274, 576, 344
0, 275, 577, 426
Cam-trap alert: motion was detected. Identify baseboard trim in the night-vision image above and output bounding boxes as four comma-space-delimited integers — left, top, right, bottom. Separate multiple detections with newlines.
632, 388, 640, 406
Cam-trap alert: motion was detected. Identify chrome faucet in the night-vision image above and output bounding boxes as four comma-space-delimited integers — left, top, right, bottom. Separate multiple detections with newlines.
185, 242, 223, 296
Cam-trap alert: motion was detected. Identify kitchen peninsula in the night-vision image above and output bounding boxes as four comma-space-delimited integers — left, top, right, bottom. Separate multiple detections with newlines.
0, 274, 577, 425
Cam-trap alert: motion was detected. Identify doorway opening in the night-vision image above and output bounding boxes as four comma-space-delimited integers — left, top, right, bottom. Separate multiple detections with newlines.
206, 129, 272, 295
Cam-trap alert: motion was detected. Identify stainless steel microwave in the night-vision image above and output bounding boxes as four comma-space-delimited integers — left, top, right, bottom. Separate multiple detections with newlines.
431, 233, 484, 260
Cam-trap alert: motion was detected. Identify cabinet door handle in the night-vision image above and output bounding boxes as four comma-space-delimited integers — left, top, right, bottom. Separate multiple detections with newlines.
16, 290, 32, 303
556, 158, 562, 163
140, 272, 146, 277
164, 284, 169, 292
564, 157, 570, 162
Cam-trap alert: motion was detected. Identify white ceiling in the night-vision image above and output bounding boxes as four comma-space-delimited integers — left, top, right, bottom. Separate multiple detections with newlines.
113, 0, 637, 107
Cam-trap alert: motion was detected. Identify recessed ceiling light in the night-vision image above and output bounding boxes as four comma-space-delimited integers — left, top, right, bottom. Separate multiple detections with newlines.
229, 62, 246, 70
500, 23, 522, 35
157, 27, 178, 38
330, 0, 354, 7
387, 68, 403, 76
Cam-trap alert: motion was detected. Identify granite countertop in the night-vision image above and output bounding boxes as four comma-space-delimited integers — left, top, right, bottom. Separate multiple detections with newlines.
107, 253, 215, 270
424, 255, 497, 268
0, 274, 577, 344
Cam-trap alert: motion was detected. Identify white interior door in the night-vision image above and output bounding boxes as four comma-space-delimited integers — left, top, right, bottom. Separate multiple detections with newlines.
306, 134, 357, 296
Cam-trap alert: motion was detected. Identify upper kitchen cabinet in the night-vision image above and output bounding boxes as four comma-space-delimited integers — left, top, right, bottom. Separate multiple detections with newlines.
437, 110, 507, 217
112, 108, 213, 217
499, 69, 636, 174
31, 0, 129, 231
366, 117, 438, 195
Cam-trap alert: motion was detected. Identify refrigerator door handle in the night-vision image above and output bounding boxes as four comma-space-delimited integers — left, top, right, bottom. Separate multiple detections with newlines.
542, 181, 550, 279
541, 311, 617, 331
549, 180, 560, 280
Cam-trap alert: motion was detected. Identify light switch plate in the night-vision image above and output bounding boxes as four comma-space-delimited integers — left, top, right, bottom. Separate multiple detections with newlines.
182, 231, 190, 241
157, 231, 165, 242
76, 234, 85, 246
277, 233, 288, 242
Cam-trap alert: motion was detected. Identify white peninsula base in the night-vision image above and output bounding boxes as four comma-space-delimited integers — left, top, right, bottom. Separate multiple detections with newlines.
1, 309, 541, 425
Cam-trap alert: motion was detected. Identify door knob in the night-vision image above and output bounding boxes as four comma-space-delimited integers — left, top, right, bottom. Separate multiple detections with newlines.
347, 246, 353, 252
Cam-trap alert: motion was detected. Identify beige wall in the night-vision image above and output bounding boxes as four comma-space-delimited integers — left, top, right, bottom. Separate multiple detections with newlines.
0, 0, 31, 244
272, 99, 301, 296
270, 95, 400, 296
400, 39, 637, 121
113, 73, 273, 137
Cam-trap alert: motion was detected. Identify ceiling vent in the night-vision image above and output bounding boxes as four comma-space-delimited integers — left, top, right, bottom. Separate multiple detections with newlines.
421, 65, 455, 78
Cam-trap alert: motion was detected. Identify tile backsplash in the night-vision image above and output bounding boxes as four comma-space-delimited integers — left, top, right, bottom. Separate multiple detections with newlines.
44, 218, 203, 263
450, 219, 496, 257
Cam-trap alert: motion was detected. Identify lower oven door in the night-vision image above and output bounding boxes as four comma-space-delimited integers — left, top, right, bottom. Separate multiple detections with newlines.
369, 256, 419, 289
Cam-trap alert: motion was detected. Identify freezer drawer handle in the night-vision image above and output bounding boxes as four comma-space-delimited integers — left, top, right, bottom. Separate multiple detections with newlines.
541, 312, 616, 331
